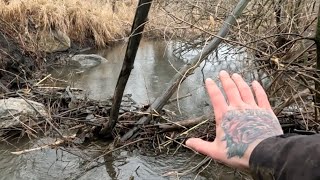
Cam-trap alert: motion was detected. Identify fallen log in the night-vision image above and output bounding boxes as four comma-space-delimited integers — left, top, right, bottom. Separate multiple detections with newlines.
121, 0, 251, 142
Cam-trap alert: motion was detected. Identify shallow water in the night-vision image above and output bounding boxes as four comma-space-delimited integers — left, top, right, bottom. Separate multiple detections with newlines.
0, 40, 251, 180
0, 137, 247, 180
51, 40, 249, 117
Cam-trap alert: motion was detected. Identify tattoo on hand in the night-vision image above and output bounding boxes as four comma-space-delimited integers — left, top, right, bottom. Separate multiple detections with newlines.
221, 109, 283, 159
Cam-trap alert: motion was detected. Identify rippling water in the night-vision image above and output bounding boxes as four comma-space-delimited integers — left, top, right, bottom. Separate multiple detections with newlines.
0, 137, 247, 179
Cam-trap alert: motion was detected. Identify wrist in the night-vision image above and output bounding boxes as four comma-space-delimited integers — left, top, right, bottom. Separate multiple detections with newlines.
230, 139, 264, 171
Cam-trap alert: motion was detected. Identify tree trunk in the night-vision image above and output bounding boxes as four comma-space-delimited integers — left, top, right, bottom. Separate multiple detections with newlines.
99, 0, 153, 137
315, 5, 320, 121
121, 0, 251, 142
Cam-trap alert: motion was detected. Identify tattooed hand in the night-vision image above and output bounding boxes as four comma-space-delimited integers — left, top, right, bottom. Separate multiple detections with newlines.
186, 70, 283, 170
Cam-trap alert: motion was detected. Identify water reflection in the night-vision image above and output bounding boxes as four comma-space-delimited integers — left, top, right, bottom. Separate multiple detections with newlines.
53, 40, 249, 118
0, 137, 247, 180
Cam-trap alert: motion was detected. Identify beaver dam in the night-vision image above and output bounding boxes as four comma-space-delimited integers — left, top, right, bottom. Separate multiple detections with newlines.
0, 39, 315, 179
1, 0, 320, 179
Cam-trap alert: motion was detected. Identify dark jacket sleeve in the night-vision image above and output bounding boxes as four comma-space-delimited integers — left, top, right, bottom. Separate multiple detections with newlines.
249, 134, 320, 180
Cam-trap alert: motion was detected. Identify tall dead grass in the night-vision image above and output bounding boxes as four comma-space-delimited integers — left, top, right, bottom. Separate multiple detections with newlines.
0, 0, 137, 47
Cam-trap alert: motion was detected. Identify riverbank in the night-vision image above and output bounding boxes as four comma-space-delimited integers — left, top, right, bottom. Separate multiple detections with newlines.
0, 0, 202, 48
0, 0, 216, 84
1, 0, 136, 47
0, 1, 142, 91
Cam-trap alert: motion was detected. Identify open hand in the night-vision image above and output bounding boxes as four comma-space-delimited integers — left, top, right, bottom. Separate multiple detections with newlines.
186, 71, 283, 170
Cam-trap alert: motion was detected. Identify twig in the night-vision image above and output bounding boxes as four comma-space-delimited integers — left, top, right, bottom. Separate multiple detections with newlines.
34, 74, 52, 86
35, 86, 83, 91
167, 93, 192, 104
158, 115, 209, 132
16, 93, 66, 140
0, 81, 10, 93
11, 134, 76, 155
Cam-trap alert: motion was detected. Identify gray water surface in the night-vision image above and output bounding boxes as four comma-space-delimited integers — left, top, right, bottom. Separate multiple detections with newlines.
0, 40, 251, 180
52, 40, 248, 117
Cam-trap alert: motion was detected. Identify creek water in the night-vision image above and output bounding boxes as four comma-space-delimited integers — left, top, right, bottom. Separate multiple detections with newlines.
0, 40, 251, 180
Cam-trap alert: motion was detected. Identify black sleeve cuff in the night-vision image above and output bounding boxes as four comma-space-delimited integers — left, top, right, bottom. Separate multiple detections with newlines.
249, 134, 320, 180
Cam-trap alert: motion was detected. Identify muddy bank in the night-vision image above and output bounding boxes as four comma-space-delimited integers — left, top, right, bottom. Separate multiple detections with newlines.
0, 23, 37, 91
0, 17, 104, 94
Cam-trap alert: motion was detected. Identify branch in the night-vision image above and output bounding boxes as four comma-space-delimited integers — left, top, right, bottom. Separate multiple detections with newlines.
121, 0, 251, 142
99, 0, 153, 137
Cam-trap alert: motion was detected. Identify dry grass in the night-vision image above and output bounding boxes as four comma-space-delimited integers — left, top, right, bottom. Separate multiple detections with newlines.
0, 0, 138, 47
0, 0, 219, 49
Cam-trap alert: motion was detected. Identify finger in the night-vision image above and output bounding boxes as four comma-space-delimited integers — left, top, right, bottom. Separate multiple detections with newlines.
205, 78, 228, 123
252, 81, 272, 109
231, 73, 257, 106
186, 138, 219, 159
219, 71, 243, 106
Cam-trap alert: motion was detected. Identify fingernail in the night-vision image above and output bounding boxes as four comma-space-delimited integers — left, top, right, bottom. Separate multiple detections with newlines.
252, 80, 259, 85
185, 138, 195, 146
219, 70, 229, 77
205, 78, 212, 82
185, 139, 191, 146
232, 73, 240, 78
252, 80, 261, 88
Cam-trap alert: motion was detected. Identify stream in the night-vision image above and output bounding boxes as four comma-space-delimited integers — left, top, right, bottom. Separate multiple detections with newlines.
0, 40, 251, 180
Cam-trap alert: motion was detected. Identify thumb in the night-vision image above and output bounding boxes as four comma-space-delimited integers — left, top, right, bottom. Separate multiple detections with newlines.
186, 138, 216, 158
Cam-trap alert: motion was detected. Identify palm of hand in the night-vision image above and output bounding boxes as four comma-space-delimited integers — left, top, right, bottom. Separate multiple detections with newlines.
186, 71, 283, 170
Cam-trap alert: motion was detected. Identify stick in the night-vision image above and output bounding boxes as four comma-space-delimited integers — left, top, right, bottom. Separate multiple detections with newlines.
11, 134, 76, 155
17, 93, 66, 140
100, 0, 153, 136
36, 86, 83, 91
167, 93, 192, 104
0, 81, 10, 93
274, 87, 311, 115
158, 115, 209, 132
34, 74, 51, 86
